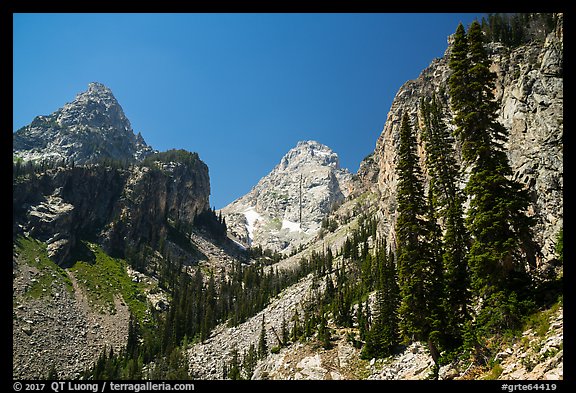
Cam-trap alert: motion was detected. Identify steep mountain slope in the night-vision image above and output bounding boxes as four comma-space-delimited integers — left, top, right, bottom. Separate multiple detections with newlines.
13, 238, 135, 379
221, 140, 352, 254
188, 191, 381, 379
13, 82, 154, 164
13, 151, 210, 267
12, 150, 215, 378
12, 224, 252, 379
355, 16, 563, 272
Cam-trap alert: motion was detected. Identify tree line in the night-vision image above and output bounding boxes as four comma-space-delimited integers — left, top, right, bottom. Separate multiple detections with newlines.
480, 13, 559, 48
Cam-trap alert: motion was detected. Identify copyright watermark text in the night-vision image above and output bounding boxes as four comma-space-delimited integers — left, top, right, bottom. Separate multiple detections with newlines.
13, 382, 195, 393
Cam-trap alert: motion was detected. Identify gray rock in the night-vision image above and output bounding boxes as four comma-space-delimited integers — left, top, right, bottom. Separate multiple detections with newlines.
222, 140, 352, 254
13, 82, 154, 165
22, 324, 33, 336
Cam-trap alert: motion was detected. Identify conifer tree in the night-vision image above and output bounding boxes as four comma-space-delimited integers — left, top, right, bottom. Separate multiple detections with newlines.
317, 313, 332, 349
126, 313, 140, 360
257, 316, 268, 359
448, 21, 535, 334
242, 344, 257, 380
555, 229, 563, 264
395, 113, 444, 351
361, 241, 399, 359
226, 347, 242, 380
291, 309, 302, 342
420, 95, 470, 347
47, 364, 59, 380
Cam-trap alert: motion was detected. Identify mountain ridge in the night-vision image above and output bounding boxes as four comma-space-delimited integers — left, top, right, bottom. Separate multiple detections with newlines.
221, 139, 353, 254
188, 14, 563, 380
13, 82, 154, 165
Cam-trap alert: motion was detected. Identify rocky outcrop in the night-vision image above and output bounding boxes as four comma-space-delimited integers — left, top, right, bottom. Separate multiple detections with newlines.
102, 151, 211, 259
439, 304, 563, 381
221, 140, 352, 254
14, 165, 127, 264
250, 336, 436, 380
490, 307, 563, 380
356, 17, 563, 270
494, 25, 563, 269
13, 151, 210, 266
13, 82, 154, 164
12, 82, 214, 379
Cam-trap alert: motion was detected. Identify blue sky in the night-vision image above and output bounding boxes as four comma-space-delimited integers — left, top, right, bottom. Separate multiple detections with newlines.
13, 13, 485, 209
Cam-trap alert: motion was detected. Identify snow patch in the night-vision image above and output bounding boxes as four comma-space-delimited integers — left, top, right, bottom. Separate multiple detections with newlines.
312, 149, 331, 157
243, 207, 262, 245
281, 219, 301, 233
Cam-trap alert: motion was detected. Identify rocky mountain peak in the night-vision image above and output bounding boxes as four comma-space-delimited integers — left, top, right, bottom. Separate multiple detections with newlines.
13, 82, 154, 164
87, 81, 111, 93
221, 140, 352, 253
278, 140, 341, 172
57, 82, 129, 130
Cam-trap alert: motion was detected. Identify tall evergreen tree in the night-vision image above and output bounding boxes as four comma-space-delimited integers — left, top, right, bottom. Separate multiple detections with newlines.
317, 313, 332, 349
361, 241, 399, 359
281, 313, 290, 345
257, 316, 268, 359
290, 309, 302, 342
125, 313, 141, 360
395, 113, 444, 353
242, 343, 258, 380
420, 95, 470, 347
448, 21, 535, 334
226, 347, 242, 380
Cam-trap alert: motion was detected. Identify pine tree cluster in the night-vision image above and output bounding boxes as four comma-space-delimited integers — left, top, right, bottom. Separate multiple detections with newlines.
383, 18, 556, 375
480, 13, 558, 48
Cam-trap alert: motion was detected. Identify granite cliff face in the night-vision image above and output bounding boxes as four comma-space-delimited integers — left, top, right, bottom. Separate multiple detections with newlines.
13, 82, 154, 164
221, 140, 352, 254
13, 151, 210, 267
356, 17, 563, 271
13, 83, 211, 267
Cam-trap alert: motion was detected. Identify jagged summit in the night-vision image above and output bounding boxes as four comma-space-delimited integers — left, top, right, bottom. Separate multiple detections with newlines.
84, 81, 114, 95
13, 82, 154, 164
58, 82, 129, 131
278, 140, 342, 171
221, 140, 352, 253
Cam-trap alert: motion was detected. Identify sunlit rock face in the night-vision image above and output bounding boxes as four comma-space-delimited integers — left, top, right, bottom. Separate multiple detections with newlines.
222, 140, 353, 254
14, 82, 154, 165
